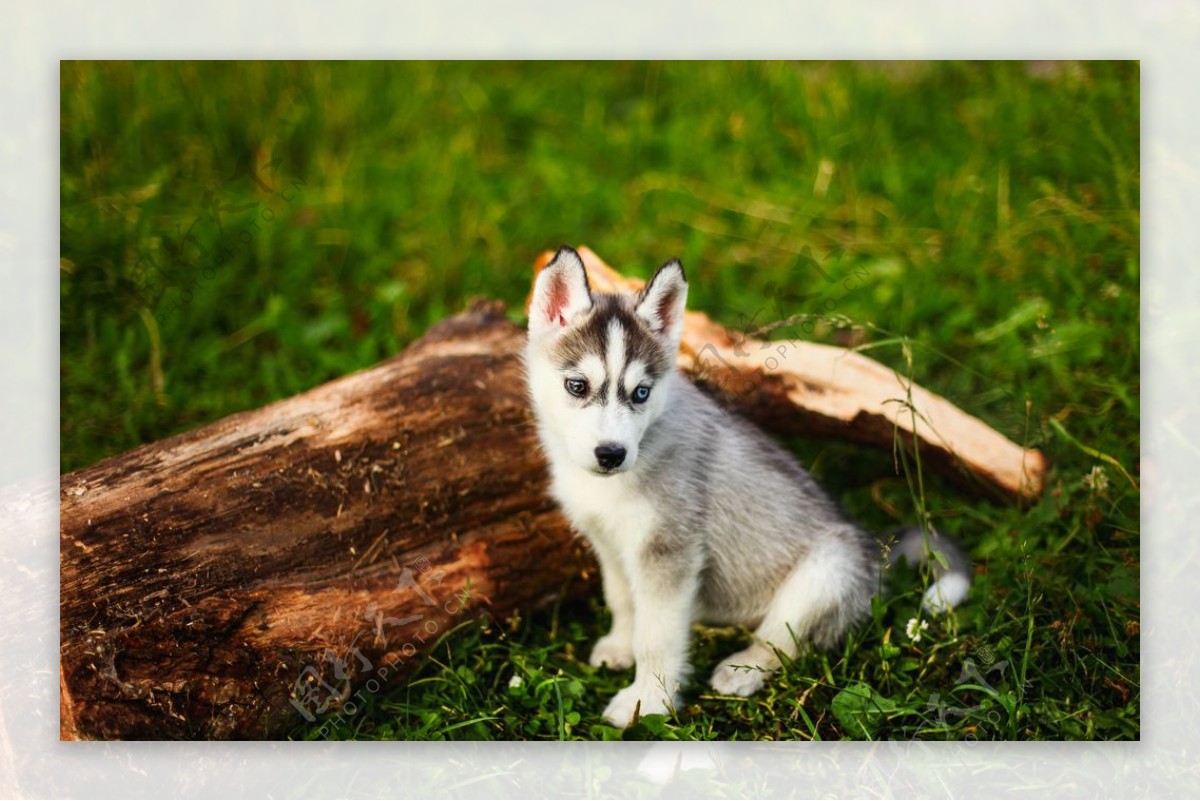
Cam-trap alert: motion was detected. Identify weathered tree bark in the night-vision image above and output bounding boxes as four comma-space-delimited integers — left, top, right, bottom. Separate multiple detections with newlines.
60, 301, 594, 740
60, 253, 1046, 740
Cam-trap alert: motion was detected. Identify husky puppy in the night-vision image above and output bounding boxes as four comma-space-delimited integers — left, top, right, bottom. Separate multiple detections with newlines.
524, 246, 969, 727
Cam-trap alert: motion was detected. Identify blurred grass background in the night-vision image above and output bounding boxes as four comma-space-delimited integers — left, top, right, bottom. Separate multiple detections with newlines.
60, 61, 1139, 741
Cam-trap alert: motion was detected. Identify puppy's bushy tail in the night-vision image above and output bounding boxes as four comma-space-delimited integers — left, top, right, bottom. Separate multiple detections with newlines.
883, 526, 971, 613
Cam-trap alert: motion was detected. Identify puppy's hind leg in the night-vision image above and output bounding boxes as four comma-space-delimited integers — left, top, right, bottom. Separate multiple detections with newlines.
710, 537, 874, 696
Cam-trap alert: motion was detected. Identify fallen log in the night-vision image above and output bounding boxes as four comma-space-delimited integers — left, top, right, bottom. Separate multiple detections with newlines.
59, 301, 594, 740
60, 252, 1046, 740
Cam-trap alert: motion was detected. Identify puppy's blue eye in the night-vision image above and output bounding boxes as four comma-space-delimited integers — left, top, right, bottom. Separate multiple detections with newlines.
631, 385, 651, 404
565, 378, 588, 398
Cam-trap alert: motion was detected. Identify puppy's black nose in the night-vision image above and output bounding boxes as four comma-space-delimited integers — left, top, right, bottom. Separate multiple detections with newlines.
594, 443, 627, 471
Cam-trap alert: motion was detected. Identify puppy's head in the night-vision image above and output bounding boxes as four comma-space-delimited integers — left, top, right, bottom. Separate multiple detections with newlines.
525, 246, 688, 476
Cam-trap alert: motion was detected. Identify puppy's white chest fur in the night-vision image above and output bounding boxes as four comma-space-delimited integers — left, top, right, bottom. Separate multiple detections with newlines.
550, 462, 658, 553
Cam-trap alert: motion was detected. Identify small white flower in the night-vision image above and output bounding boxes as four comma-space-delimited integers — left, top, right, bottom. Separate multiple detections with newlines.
1082, 465, 1109, 493
508, 674, 523, 689
905, 617, 930, 643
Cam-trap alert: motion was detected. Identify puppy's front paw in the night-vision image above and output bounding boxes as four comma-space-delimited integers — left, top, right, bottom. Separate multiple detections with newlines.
709, 658, 767, 697
602, 684, 673, 727
589, 633, 635, 670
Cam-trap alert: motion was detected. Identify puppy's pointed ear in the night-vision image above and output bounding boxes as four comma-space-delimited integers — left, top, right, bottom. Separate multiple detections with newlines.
635, 258, 688, 346
529, 246, 593, 336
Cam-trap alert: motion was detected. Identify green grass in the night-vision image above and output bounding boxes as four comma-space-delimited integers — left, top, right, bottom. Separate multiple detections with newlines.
61, 60, 1139, 741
